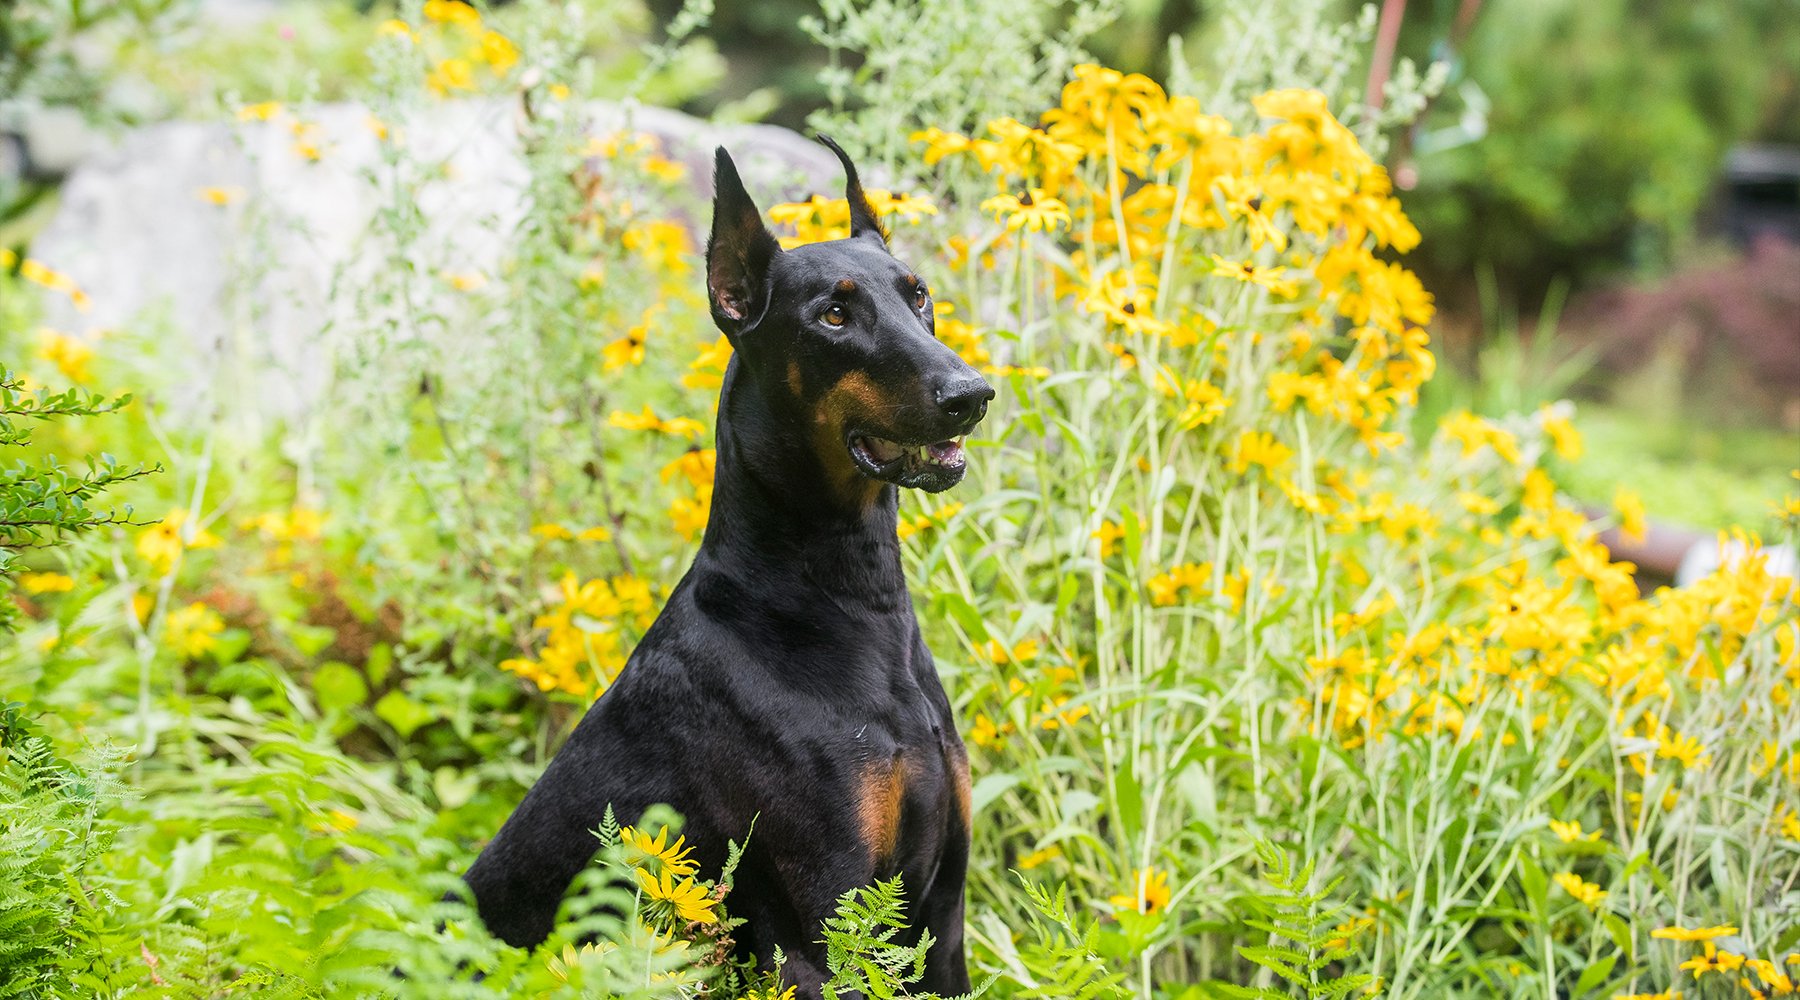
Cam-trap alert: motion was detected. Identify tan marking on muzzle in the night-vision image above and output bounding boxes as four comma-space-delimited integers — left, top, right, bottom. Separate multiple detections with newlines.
811, 369, 906, 509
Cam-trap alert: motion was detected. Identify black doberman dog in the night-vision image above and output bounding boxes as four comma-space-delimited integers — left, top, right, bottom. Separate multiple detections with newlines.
463, 137, 993, 995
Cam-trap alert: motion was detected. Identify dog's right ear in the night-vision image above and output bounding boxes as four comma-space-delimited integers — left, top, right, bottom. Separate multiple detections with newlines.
706, 147, 782, 339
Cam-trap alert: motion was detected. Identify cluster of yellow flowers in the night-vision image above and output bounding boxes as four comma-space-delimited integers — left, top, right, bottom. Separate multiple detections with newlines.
380, 1, 519, 98
499, 572, 657, 697
618, 824, 718, 925
913, 66, 1432, 457
136, 508, 221, 577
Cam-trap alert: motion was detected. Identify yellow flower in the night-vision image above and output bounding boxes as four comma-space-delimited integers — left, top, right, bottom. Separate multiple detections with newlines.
475, 30, 518, 74
1092, 520, 1125, 558
1549, 819, 1601, 843
162, 601, 225, 659
531, 523, 575, 541
681, 335, 734, 391
982, 364, 1052, 380
1611, 992, 1681, 1000
1553, 871, 1606, 910
427, 57, 476, 96
603, 332, 645, 372
979, 189, 1071, 234
608, 405, 706, 439
1207, 255, 1300, 298
18, 571, 75, 594
196, 186, 243, 206
1678, 942, 1745, 980
660, 449, 717, 491
604, 304, 662, 373
979, 638, 1040, 665
621, 221, 692, 276
1653, 925, 1738, 943
236, 101, 284, 122
1615, 488, 1647, 544
1539, 405, 1583, 461
620, 825, 698, 877
443, 270, 486, 292
863, 188, 939, 223
17, 260, 91, 311
376, 18, 413, 41
136, 509, 220, 575
36, 330, 94, 383
1108, 866, 1172, 915
635, 867, 717, 924
1167, 376, 1229, 430
1016, 845, 1062, 870
423, 0, 481, 30
1148, 562, 1211, 606
668, 485, 713, 542
1230, 430, 1293, 476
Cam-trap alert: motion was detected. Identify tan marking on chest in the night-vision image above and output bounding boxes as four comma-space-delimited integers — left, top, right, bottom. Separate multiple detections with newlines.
857, 754, 907, 863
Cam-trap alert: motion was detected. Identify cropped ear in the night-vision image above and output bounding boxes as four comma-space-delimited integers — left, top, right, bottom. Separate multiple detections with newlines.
706, 147, 783, 337
816, 134, 888, 246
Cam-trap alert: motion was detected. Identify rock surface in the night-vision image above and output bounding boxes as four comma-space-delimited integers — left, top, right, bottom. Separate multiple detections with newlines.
29, 100, 838, 416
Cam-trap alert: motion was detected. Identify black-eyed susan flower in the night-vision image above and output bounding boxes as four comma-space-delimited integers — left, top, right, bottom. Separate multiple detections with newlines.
607, 405, 705, 439
979, 189, 1071, 234
1108, 866, 1172, 916
162, 602, 225, 659
1552, 871, 1606, 910
636, 867, 717, 924
1678, 942, 1745, 980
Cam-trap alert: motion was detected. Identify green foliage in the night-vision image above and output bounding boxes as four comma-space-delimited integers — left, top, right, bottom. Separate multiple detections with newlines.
0, 0, 185, 110
0, 374, 147, 536
819, 877, 935, 1000
0, 706, 122, 1000
1217, 843, 1375, 1000
1405, 0, 1800, 288
988, 879, 1126, 1000
802, 0, 1122, 170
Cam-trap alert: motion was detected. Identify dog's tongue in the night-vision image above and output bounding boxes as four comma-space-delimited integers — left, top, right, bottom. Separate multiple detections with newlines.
863, 436, 907, 463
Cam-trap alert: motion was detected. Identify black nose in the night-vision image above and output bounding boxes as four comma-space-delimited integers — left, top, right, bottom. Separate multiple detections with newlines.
936, 377, 995, 426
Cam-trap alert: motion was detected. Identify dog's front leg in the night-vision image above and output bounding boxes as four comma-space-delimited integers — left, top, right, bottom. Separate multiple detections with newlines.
916, 843, 972, 995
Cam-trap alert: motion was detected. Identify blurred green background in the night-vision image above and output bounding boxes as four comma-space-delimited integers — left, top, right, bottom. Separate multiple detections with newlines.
4, 0, 1797, 527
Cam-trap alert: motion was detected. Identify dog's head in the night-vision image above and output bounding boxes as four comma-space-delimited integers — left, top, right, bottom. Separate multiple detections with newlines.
705, 139, 993, 499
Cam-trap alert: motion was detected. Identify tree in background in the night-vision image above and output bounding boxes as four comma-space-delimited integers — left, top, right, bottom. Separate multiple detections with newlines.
1396, 0, 1800, 295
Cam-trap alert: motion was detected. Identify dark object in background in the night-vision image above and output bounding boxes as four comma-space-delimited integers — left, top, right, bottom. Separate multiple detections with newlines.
1717, 144, 1800, 248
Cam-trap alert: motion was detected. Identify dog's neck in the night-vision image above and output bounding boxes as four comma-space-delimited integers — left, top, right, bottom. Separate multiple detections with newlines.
696, 361, 909, 612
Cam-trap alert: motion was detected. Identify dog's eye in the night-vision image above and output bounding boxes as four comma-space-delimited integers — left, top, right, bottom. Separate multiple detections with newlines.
822, 304, 847, 327
914, 287, 929, 311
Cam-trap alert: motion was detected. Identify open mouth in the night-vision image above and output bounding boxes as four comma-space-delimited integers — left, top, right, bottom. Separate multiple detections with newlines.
848, 433, 968, 492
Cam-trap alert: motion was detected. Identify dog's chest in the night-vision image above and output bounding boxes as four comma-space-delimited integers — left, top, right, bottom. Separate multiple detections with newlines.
849, 712, 969, 880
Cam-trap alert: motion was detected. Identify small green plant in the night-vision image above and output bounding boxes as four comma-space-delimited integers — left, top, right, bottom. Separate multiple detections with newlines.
0, 705, 124, 1000
0, 372, 150, 631
1221, 843, 1377, 1000
820, 877, 936, 1000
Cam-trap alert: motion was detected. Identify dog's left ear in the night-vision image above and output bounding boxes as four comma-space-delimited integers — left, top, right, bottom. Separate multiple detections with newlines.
817, 134, 889, 247
707, 147, 783, 339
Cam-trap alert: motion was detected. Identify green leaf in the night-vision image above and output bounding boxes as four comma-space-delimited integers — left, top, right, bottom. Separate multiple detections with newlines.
374, 689, 433, 738
1573, 952, 1617, 998
971, 772, 1022, 816
432, 766, 478, 809
311, 661, 368, 713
